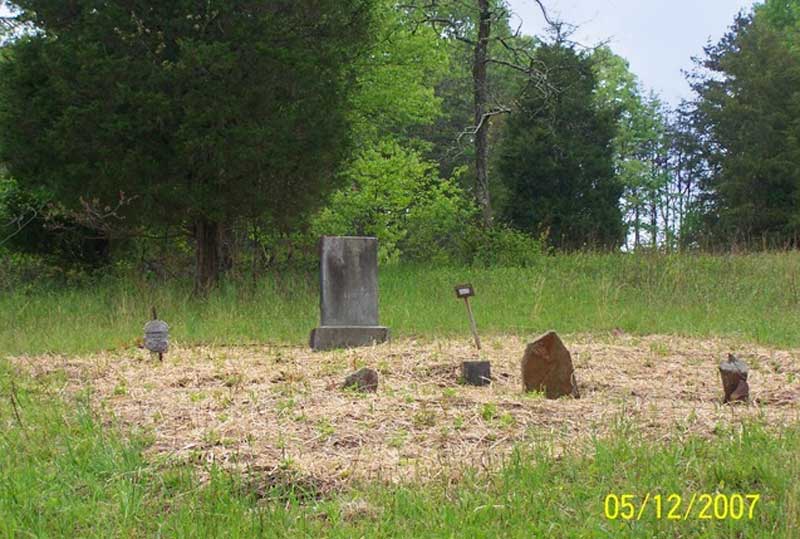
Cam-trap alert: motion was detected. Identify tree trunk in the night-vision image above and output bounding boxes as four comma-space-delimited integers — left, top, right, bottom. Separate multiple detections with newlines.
194, 218, 221, 294
219, 222, 234, 274
473, 0, 493, 227
650, 198, 657, 249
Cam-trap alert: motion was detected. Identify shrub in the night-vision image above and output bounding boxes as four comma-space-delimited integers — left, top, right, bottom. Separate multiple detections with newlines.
312, 139, 475, 264
469, 225, 546, 267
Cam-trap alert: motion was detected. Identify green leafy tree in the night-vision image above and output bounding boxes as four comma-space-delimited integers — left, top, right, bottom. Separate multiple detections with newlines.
758, 0, 800, 47
307, 2, 474, 264
666, 104, 711, 249
497, 43, 623, 249
348, 1, 447, 146
593, 47, 674, 250
312, 139, 474, 263
242, 1, 450, 271
405, 0, 550, 227
0, 0, 376, 291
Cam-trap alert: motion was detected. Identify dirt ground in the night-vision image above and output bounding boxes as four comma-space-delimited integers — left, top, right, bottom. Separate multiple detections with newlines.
11, 333, 800, 485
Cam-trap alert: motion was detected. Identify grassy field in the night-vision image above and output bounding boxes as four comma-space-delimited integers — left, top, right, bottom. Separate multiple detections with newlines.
2, 253, 800, 537
3, 252, 800, 356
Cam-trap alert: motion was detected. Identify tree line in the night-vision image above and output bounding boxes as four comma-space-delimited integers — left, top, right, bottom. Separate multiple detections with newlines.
0, 0, 797, 290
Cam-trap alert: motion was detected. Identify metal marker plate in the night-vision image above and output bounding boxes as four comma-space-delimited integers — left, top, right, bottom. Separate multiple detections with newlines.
455, 284, 475, 298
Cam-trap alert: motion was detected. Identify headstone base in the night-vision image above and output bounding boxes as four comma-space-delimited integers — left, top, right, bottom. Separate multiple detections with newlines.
310, 326, 389, 351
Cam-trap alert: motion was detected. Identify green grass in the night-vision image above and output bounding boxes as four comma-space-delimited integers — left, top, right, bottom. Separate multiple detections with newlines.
4, 252, 800, 355
1, 359, 797, 538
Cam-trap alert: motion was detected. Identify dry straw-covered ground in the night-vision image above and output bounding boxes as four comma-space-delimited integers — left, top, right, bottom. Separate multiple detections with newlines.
11, 333, 800, 485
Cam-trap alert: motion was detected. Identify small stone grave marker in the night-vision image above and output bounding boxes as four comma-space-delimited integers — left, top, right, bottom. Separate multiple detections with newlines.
521, 331, 579, 398
342, 367, 379, 393
144, 307, 168, 361
719, 354, 749, 403
461, 361, 491, 386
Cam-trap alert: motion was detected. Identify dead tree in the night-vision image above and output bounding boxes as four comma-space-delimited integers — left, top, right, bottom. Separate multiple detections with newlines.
408, 0, 556, 228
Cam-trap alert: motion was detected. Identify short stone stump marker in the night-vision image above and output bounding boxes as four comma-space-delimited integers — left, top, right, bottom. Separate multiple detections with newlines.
310, 236, 389, 351
144, 307, 168, 361
521, 331, 580, 398
343, 367, 379, 393
461, 360, 491, 386
719, 354, 749, 403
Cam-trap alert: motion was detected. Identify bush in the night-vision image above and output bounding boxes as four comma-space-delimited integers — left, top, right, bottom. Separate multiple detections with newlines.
312, 139, 476, 264
308, 139, 547, 267
468, 225, 546, 267
0, 250, 80, 291
246, 227, 318, 273
0, 179, 112, 270
400, 179, 478, 264
0, 146, 546, 282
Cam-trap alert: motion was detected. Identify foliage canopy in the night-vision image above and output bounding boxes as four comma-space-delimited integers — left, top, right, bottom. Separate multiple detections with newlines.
0, 0, 377, 288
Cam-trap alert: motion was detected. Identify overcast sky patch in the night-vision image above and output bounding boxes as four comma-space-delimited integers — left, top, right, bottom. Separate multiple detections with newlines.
507, 0, 758, 104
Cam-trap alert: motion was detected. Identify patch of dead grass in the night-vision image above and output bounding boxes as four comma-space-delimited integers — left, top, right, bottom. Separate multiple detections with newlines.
11, 333, 800, 485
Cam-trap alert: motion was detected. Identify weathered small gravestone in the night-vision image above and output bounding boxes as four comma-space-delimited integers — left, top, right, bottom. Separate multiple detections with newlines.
719, 354, 749, 404
461, 360, 491, 386
309, 236, 389, 351
521, 331, 580, 398
144, 308, 168, 361
342, 367, 379, 393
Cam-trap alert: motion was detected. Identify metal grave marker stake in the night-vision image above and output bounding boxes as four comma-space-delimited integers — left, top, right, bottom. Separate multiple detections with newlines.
455, 283, 481, 351
455, 283, 490, 386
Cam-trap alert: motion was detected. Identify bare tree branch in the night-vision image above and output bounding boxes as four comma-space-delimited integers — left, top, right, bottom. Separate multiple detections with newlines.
456, 107, 512, 144
0, 208, 40, 247
531, 0, 558, 29
525, 0, 610, 51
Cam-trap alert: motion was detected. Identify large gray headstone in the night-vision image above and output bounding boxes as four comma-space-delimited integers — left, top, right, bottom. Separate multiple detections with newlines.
310, 236, 389, 351
320, 236, 379, 326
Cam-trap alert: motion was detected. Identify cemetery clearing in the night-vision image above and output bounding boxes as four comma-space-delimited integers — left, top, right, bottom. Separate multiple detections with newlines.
3, 256, 800, 536
11, 333, 799, 486
3, 0, 800, 533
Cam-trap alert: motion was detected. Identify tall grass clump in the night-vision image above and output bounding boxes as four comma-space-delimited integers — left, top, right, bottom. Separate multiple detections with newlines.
3, 251, 800, 355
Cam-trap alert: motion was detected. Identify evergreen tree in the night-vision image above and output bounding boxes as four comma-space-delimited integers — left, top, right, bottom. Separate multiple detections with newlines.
690, 7, 800, 246
0, 0, 376, 290
497, 44, 622, 249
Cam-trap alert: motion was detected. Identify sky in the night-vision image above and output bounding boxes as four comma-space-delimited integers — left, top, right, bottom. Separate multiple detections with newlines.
507, 0, 758, 104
